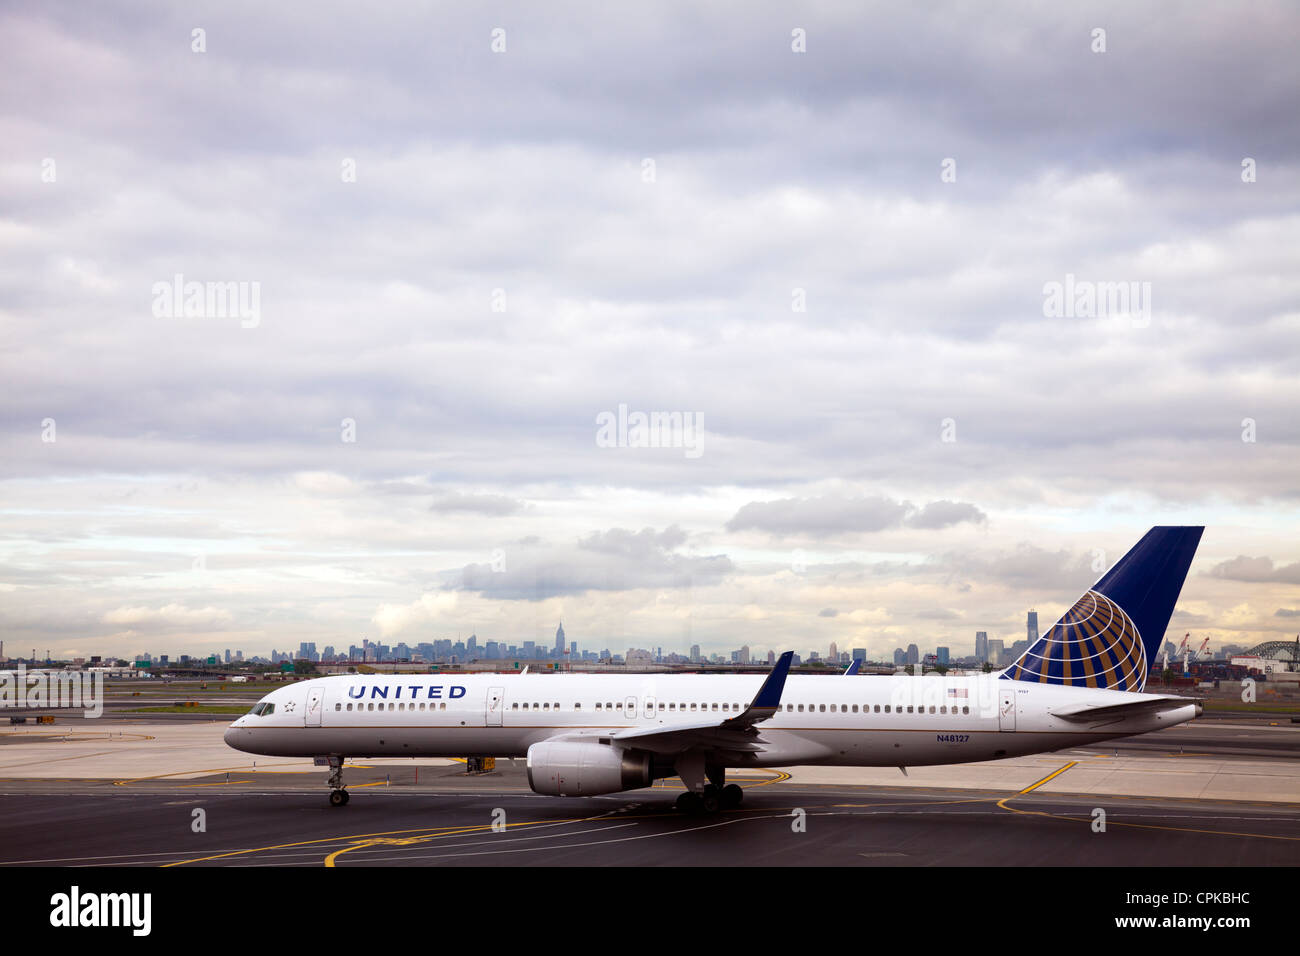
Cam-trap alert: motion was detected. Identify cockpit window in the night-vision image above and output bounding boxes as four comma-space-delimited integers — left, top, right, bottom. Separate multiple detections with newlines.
248, 702, 276, 716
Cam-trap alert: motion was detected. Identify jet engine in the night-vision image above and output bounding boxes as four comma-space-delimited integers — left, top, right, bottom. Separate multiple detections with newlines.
525, 740, 653, 796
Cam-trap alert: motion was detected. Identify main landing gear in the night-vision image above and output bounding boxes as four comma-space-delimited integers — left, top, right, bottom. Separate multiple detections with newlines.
326, 755, 350, 807
673, 758, 744, 815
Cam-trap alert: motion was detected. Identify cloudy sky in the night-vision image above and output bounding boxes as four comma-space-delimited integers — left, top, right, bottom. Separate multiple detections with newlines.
2, 1, 1298, 663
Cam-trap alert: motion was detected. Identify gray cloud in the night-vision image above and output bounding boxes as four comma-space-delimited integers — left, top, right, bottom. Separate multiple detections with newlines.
916, 608, 963, 621
430, 493, 525, 516
726, 495, 985, 536
1208, 556, 1300, 584
726, 496, 910, 536
906, 501, 987, 530
452, 526, 732, 600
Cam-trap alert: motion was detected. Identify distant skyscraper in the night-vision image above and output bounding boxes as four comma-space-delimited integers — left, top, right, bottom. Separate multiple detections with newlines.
937, 646, 950, 665
852, 648, 866, 662
988, 639, 1005, 667
828, 642, 838, 662
690, 644, 701, 663
906, 644, 919, 665
975, 631, 988, 663
893, 648, 906, 666
555, 622, 566, 657
1027, 610, 1039, 644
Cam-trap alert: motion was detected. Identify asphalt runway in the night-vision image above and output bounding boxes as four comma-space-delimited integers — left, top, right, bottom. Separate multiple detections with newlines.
1, 760, 1298, 867
1099, 722, 1300, 761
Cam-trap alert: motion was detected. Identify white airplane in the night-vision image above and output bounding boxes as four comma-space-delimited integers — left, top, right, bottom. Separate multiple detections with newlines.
225, 526, 1204, 813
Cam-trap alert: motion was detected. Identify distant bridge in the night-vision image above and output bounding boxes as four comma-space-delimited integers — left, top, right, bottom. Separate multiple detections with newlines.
1241, 640, 1300, 662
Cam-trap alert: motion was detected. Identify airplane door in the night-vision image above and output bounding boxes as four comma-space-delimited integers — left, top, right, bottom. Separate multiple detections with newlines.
486, 686, 505, 726
998, 689, 1016, 731
305, 686, 324, 727
643, 695, 656, 720
624, 696, 638, 720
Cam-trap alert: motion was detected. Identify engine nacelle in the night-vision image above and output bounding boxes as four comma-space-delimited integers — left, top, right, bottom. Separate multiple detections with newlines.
526, 740, 653, 796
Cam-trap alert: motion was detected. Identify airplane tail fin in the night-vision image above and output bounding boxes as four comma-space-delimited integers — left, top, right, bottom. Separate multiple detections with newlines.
1001, 526, 1203, 692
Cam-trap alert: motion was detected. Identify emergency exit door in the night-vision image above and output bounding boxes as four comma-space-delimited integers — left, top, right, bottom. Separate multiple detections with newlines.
305, 686, 324, 727
486, 687, 505, 726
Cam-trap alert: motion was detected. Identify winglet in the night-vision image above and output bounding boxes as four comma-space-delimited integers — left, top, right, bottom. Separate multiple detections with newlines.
726, 651, 794, 727
844, 659, 861, 676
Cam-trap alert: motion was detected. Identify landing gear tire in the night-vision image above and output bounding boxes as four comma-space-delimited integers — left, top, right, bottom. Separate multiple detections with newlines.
699, 791, 721, 814
329, 788, 349, 807
676, 792, 701, 814
722, 784, 743, 808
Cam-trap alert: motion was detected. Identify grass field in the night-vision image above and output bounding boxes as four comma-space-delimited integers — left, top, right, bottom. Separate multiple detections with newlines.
1200, 701, 1300, 715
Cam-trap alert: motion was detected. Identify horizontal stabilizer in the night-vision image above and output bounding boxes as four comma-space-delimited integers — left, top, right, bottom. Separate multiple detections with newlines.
1051, 696, 1200, 723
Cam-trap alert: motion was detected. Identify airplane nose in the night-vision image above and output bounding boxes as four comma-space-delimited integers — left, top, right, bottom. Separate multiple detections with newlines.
224, 726, 242, 749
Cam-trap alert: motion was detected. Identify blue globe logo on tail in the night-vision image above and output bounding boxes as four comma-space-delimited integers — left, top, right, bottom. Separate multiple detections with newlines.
1002, 590, 1145, 689
1001, 527, 1204, 692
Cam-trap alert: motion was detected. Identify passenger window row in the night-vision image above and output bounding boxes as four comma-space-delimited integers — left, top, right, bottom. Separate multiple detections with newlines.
328, 699, 972, 716
781, 703, 971, 715
334, 702, 448, 711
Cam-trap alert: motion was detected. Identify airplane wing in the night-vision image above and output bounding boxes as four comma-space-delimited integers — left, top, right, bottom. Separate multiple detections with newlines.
1050, 695, 1200, 722
604, 651, 794, 755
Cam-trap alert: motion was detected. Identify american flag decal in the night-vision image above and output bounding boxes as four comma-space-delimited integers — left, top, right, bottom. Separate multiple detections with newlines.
947, 688, 968, 698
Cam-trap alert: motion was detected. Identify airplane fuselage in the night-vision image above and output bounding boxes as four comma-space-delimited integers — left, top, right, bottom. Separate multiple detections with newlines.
224, 671, 1200, 770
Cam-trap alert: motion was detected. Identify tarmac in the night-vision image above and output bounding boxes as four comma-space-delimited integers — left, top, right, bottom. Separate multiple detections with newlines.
0, 715, 1296, 866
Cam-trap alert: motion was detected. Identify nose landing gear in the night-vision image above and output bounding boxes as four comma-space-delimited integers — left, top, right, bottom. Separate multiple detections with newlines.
326, 755, 349, 807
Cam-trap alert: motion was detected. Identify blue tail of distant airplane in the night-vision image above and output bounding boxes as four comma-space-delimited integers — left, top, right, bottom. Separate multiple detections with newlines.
1001, 526, 1203, 691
